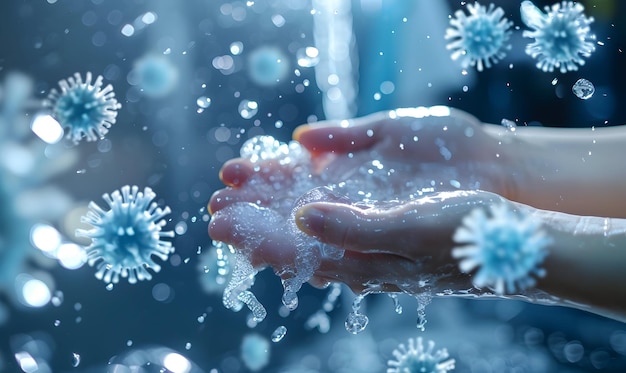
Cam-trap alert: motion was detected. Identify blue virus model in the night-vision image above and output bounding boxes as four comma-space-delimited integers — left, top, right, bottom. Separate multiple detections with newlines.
445, 2, 513, 72
129, 54, 179, 98
520, 1, 596, 73
44, 72, 122, 143
247, 46, 290, 86
76, 185, 174, 284
387, 337, 455, 373
451, 203, 551, 295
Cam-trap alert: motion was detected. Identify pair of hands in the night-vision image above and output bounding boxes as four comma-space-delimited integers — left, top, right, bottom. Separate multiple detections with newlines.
209, 106, 524, 294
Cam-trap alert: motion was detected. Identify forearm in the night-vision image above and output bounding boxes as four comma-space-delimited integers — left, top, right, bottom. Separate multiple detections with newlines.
486, 124, 626, 218
532, 209, 626, 322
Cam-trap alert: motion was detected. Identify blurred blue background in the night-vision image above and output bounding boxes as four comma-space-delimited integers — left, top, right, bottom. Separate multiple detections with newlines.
1, 0, 626, 372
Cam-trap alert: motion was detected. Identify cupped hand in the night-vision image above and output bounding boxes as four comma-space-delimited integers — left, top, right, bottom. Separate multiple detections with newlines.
208, 106, 521, 294
210, 187, 517, 294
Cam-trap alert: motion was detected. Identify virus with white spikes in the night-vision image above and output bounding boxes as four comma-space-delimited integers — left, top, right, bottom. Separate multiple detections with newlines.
520, 1, 596, 73
445, 2, 513, 72
452, 203, 551, 295
76, 185, 174, 284
387, 337, 455, 373
44, 72, 122, 143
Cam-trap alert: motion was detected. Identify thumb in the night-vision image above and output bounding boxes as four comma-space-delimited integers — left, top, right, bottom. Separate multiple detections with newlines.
295, 201, 426, 254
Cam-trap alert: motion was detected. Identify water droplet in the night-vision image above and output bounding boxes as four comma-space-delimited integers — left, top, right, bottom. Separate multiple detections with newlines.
72, 353, 80, 367
296, 47, 320, 68
282, 289, 298, 310
271, 326, 287, 342
500, 118, 517, 132
572, 78, 595, 100
388, 294, 403, 314
197, 313, 206, 323
345, 312, 369, 334
238, 99, 259, 119
196, 96, 212, 108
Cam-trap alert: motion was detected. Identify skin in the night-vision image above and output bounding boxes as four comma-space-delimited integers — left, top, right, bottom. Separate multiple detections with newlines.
209, 106, 626, 322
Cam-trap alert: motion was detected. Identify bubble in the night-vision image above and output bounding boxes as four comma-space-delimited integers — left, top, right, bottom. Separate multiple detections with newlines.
247, 46, 289, 86
72, 353, 80, 367
345, 312, 368, 334
271, 326, 287, 342
196, 96, 212, 108
572, 78, 595, 99
296, 47, 320, 68
241, 334, 270, 371
238, 100, 259, 119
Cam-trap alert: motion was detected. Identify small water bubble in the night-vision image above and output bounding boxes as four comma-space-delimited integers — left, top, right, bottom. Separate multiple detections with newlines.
76, 169, 87, 174
500, 118, 517, 132
197, 313, 207, 323
196, 96, 212, 108
271, 325, 287, 342
54, 319, 61, 327
296, 47, 320, 68
72, 353, 80, 367
126, 339, 133, 347
239, 99, 259, 119
282, 290, 298, 310
185, 342, 192, 350
388, 294, 403, 314
572, 78, 595, 99
51, 290, 64, 306
345, 312, 369, 334
105, 283, 114, 291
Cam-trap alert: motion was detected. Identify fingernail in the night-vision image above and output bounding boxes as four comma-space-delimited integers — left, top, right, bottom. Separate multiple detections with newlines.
296, 206, 325, 236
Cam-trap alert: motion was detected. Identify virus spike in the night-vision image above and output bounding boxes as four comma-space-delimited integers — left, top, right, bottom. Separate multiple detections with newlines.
76, 185, 174, 285
452, 203, 551, 295
387, 337, 455, 373
445, 2, 513, 72
520, 1, 596, 73
44, 72, 122, 143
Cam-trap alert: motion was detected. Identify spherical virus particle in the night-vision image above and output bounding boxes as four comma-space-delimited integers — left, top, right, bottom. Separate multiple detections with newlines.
451, 203, 551, 295
45, 72, 122, 143
445, 2, 513, 72
387, 337, 455, 373
247, 46, 289, 86
76, 185, 174, 284
520, 1, 596, 73
128, 54, 179, 98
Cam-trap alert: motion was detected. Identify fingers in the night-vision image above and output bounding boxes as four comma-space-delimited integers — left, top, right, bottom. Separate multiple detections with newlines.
219, 158, 255, 187
295, 201, 429, 254
208, 187, 265, 215
208, 203, 298, 269
293, 112, 388, 155
295, 191, 502, 260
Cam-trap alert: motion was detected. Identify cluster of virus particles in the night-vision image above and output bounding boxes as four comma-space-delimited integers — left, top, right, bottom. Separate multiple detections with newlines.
446, 1, 596, 73
452, 203, 551, 295
76, 185, 174, 284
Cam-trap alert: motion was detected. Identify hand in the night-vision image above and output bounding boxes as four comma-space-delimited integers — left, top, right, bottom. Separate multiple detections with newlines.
210, 188, 516, 294
212, 106, 518, 215
209, 106, 522, 294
